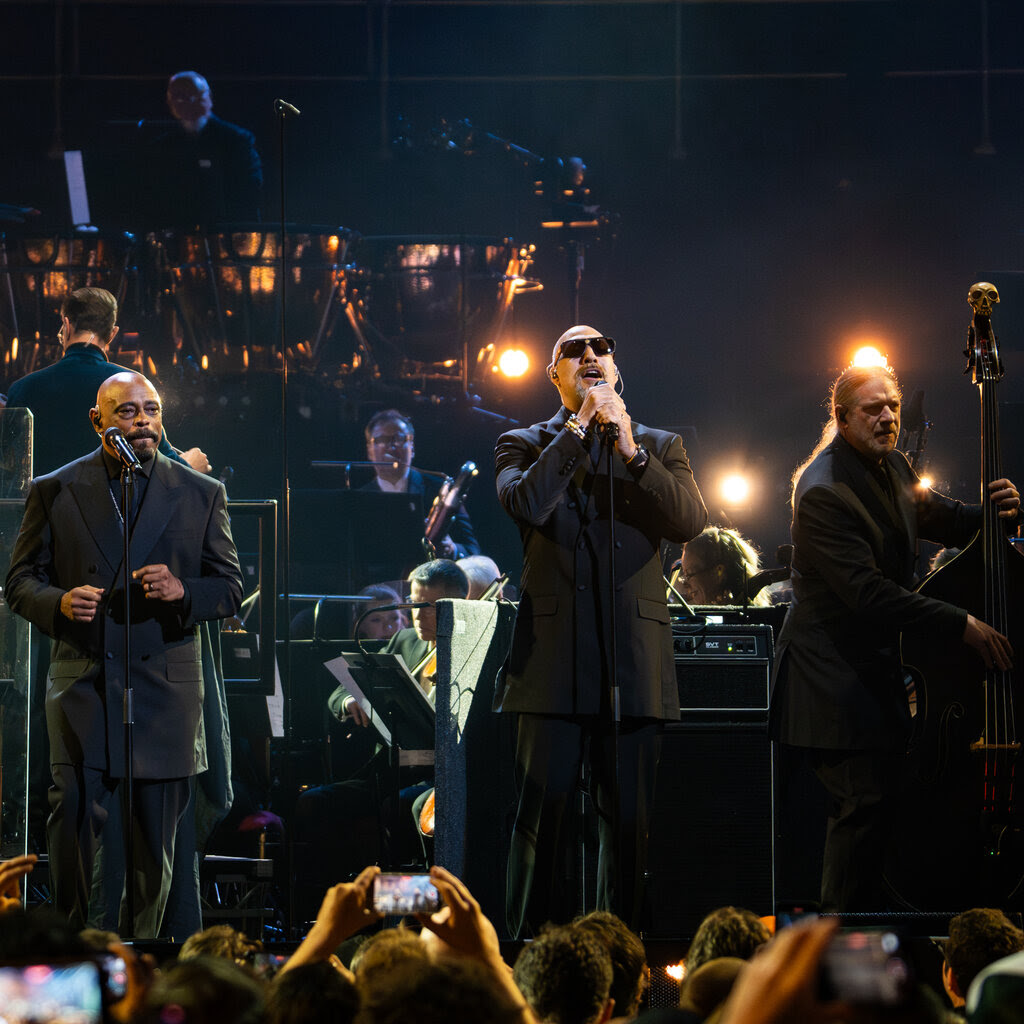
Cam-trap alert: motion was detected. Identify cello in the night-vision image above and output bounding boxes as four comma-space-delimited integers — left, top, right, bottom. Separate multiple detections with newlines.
885, 282, 1024, 910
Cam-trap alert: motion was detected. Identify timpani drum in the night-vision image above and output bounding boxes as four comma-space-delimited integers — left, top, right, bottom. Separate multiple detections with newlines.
347, 236, 523, 365
0, 231, 136, 360
149, 224, 354, 368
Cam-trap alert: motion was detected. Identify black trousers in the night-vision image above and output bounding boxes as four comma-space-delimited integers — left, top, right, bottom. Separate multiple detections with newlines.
506, 713, 661, 938
811, 747, 903, 913
47, 763, 190, 938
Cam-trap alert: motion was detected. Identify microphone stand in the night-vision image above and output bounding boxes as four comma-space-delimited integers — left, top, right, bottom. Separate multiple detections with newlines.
274, 95, 300, 935
598, 425, 623, 921
118, 462, 138, 934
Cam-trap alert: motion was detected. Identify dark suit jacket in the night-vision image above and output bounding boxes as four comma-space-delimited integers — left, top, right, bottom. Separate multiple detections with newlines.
4, 344, 180, 477
5, 448, 243, 778
494, 407, 707, 719
360, 468, 480, 560
147, 114, 262, 227
769, 436, 981, 751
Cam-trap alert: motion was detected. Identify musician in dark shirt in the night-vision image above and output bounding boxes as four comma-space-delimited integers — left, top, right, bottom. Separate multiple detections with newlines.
145, 71, 262, 228
360, 408, 479, 560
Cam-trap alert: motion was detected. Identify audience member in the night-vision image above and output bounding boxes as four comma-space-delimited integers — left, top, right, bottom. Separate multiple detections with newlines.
356, 956, 525, 1024
0, 853, 36, 913
179, 922, 264, 964
141, 954, 267, 1024
686, 906, 772, 974
678, 957, 746, 1020
942, 909, 1024, 1012
351, 923, 430, 997
514, 924, 614, 1024
266, 960, 359, 1024
574, 910, 649, 1021
966, 949, 1024, 1024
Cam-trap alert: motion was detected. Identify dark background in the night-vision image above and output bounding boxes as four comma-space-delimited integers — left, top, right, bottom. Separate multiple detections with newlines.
4, 0, 1024, 583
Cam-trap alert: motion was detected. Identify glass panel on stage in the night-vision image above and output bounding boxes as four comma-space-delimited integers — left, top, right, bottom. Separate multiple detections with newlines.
0, 406, 32, 859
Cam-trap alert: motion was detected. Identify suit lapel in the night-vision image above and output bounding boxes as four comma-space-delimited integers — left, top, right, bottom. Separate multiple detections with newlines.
68, 451, 123, 574
128, 456, 180, 568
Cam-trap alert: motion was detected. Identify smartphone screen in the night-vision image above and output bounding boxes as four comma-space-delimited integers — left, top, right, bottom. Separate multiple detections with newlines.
0, 960, 104, 1023
372, 872, 440, 915
100, 953, 128, 1002
819, 930, 911, 1005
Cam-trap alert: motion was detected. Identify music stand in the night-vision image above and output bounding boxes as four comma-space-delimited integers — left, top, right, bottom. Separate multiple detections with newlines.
333, 651, 435, 867
290, 490, 426, 592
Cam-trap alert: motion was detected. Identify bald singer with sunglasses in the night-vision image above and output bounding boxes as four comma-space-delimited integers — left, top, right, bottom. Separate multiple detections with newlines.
494, 324, 708, 937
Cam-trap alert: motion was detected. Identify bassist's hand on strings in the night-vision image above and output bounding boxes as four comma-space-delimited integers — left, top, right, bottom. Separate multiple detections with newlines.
988, 477, 1021, 520
963, 614, 1013, 671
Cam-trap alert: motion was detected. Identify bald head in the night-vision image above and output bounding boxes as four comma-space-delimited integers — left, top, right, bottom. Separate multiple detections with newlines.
92, 372, 164, 462
547, 324, 618, 413
167, 71, 213, 131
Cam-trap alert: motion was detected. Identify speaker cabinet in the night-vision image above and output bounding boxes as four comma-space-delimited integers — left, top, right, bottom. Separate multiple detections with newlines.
643, 717, 774, 938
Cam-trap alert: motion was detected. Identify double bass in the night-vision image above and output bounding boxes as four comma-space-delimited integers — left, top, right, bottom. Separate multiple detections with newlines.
886, 282, 1024, 910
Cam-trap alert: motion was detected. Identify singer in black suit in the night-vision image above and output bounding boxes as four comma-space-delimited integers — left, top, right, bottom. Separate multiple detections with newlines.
495, 325, 707, 936
769, 364, 1018, 911
4, 371, 242, 936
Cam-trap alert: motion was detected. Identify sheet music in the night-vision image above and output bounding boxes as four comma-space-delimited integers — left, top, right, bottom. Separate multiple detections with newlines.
324, 654, 393, 745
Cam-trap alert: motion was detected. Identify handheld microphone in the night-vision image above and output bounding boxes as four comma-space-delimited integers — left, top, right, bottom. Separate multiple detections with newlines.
591, 380, 620, 441
274, 99, 301, 117
104, 427, 142, 470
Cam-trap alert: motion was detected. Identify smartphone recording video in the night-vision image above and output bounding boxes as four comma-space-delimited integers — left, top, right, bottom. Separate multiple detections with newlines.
100, 953, 128, 1002
819, 929, 912, 1006
0, 960, 104, 1023
372, 872, 440, 915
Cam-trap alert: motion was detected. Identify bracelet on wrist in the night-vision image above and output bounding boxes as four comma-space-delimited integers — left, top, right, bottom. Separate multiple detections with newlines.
564, 414, 588, 442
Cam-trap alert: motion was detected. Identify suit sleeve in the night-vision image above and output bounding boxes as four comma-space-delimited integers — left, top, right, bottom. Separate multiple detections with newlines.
3, 479, 66, 636
796, 483, 968, 634
495, 427, 584, 527
630, 432, 708, 543
179, 483, 243, 627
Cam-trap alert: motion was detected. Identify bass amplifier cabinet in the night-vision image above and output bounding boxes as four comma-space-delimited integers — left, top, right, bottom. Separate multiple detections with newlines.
673, 621, 773, 713
643, 621, 776, 937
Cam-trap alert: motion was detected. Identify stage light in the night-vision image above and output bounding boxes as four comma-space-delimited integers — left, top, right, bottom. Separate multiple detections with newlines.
665, 962, 686, 983
918, 474, 934, 490
851, 345, 888, 368
720, 472, 752, 506
497, 348, 530, 378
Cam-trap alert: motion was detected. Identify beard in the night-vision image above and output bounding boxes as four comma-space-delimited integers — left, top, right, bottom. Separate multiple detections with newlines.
128, 429, 160, 462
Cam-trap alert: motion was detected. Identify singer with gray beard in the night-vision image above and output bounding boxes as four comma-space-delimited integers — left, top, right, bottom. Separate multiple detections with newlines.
4, 371, 242, 937
494, 324, 707, 937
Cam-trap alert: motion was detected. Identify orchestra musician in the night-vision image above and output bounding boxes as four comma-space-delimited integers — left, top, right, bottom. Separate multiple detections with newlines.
768, 363, 1019, 912
494, 324, 707, 937
360, 408, 480, 560
294, 560, 470, 881
143, 70, 263, 228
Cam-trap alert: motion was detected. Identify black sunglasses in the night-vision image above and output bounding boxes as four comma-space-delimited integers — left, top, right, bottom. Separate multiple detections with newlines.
555, 336, 616, 361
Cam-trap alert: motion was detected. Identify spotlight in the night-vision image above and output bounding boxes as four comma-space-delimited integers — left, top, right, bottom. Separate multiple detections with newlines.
496, 348, 530, 378
665, 962, 685, 983
851, 345, 888, 368
720, 472, 752, 506
918, 474, 934, 490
